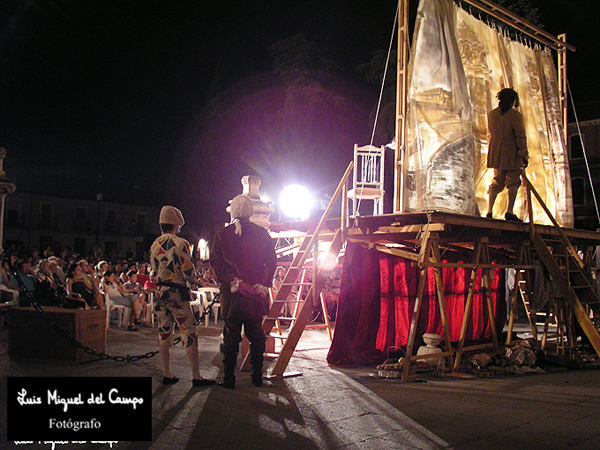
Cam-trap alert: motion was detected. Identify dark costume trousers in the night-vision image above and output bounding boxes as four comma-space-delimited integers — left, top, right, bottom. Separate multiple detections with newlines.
222, 316, 266, 386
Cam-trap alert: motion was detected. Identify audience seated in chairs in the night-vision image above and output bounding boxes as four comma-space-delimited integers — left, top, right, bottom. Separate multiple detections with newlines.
120, 262, 137, 284
112, 262, 123, 279
95, 260, 109, 279
136, 262, 150, 289
10, 260, 35, 305
78, 259, 104, 309
123, 270, 151, 326
0, 259, 19, 306
197, 266, 218, 288
34, 259, 68, 307
100, 270, 142, 331
141, 272, 157, 326
47, 258, 64, 286
47, 256, 67, 284
65, 263, 104, 309
144, 272, 157, 294
32, 259, 86, 309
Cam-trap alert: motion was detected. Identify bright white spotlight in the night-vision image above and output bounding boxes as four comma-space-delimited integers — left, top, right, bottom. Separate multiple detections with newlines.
280, 185, 313, 220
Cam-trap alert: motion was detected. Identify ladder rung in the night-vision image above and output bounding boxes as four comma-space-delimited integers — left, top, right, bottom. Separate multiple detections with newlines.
272, 300, 304, 303
266, 316, 297, 321
305, 324, 328, 329
282, 282, 312, 286
266, 334, 288, 340
581, 300, 600, 305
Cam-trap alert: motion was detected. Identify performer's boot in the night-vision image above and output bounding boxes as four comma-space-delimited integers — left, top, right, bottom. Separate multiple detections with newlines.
219, 344, 238, 389
250, 342, 265, 387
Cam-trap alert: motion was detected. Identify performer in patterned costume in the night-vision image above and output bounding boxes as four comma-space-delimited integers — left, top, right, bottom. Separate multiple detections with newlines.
150, 205, 215, 387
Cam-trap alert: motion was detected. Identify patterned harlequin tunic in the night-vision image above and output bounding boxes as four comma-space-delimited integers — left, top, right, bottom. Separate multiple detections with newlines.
150, 233, 197, 347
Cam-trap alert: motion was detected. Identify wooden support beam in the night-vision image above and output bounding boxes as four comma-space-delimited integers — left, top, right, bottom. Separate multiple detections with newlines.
424, 262, 534, 270
454, 236, 499, 369
523, 174, 585, 270
461, 0, 575, 51
454, 238, 482, 369
457, 342, 496, 353
431, 233, 455, 373
399, 232, 455, 379
481, 237, 499, 353
401, 231, 434, 381
506, 241, 525, 345
396, 0, 409, 212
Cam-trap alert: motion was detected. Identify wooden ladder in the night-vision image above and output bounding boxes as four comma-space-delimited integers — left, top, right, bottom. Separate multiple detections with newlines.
263, 242, 337, 354
240, 161, 354, 377
522, 173, 600, 357
506, 241, 557, 346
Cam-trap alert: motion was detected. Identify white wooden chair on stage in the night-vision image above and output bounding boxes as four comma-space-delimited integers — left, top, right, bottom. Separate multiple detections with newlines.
348, 144, 386, 216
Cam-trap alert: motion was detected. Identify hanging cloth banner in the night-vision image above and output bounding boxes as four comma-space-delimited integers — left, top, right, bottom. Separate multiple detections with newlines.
405, 0, 573, 226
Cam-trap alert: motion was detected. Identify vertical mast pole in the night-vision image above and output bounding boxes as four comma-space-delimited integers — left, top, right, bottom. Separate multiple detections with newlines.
395, 0, 410, 213
557, 33, 568, 146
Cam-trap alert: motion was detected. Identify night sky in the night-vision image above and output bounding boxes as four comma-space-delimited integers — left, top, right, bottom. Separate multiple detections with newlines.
1, 0, 598, 233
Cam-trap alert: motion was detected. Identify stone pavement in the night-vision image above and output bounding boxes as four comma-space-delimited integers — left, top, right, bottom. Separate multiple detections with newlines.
1, 319, 600, 450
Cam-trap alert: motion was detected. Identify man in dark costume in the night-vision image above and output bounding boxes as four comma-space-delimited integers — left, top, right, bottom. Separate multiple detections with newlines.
210, 194, 277, 389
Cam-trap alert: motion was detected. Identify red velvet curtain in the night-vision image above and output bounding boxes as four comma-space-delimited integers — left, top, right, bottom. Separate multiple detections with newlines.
327, 241, 506, 367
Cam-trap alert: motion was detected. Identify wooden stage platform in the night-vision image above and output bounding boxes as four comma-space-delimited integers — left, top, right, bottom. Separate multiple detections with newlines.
265, 191, 600, 381
335, 210, 600, 254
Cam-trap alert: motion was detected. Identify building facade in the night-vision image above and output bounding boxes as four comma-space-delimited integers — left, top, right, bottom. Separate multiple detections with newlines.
567, 118, 600, 231
3, 192, 161, 260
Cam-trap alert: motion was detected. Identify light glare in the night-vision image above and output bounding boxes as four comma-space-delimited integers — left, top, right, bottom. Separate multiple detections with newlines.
280, 185, 313, 220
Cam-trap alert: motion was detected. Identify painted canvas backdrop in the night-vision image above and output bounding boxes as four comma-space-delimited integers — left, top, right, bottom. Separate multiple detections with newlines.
405, 0, 573, 226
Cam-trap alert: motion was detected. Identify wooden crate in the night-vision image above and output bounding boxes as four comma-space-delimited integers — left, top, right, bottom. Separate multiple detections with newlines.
8, 306, 107, 363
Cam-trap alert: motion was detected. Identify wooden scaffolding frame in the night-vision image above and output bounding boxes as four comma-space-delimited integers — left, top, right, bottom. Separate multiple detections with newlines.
344, 201, 600, 381
248, 1, 590, 380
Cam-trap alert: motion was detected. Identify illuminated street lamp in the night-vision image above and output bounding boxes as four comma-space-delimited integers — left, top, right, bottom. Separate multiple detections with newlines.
279, 184, 313, 221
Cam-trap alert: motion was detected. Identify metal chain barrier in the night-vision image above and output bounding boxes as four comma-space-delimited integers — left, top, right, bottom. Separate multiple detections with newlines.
6, 257, 219, 363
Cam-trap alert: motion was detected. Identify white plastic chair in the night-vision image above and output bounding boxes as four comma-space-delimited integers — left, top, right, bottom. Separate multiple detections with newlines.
190, 287, 220, 326
103, 292, 131, 328
348, 144, 386, 216
189, 289, 204, 324
142, 291, 155, 327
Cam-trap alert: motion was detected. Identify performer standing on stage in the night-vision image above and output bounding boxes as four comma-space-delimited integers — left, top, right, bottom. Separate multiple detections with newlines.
486, 88, 529, 222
